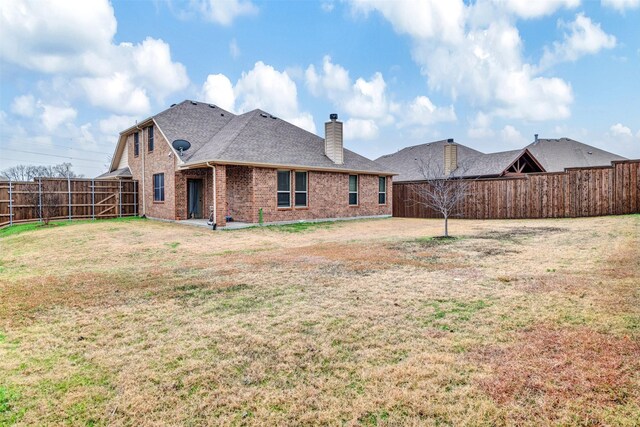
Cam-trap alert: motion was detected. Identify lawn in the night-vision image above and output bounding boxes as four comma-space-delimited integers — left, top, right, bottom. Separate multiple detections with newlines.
0, 216, 638, 426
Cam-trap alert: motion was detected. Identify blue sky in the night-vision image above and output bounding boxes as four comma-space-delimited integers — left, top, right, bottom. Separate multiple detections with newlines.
1, 0, 639, 177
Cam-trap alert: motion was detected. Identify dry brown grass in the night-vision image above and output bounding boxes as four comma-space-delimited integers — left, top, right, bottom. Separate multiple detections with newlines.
0, 215, 638, 426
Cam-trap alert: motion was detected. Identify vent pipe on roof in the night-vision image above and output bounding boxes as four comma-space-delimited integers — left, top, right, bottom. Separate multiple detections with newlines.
325, 113, 343, 164
444, 139, 457, 176
534, 134, 539, 142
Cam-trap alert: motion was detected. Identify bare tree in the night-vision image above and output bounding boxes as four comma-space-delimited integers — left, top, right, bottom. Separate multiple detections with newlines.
22, 179, 63, 226
407, 155, 474, 238
1, 162, 82, 181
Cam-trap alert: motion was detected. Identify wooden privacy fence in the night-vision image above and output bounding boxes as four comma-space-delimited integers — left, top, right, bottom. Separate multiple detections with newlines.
393, 160, 640, 219
0, 178, 138, 227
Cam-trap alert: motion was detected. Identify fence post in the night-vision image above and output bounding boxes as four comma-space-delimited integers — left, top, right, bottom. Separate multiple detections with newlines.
134, 181, 138, 217
118, 180, 122, 217
8, 179, 13, 226
91, 179, 95, 220
38, 177, 43, 223
68, 176, 72, 220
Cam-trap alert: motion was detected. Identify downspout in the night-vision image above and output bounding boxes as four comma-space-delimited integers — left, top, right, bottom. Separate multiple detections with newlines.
206, 162, 217, 230
136, 123, 146, 217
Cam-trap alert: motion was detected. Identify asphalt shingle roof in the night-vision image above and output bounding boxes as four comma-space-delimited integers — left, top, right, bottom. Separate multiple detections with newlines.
526, 138, 626, 172
95, 167, 132, 180
376, 137, 626, 182
149, 100, 392, 174
375, 140, 484, 181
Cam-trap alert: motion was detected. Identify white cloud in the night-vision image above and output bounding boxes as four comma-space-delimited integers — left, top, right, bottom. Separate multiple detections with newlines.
0, 0, 116, 73
40, 103, 77, 132
401, 96, 456, 127
11, 95, 36, 117
229, 38, 240, 59
500, 125, 528, 146
235, 62, 301, 120
610, 123, 633, 138
350, 0, 465, 44
540, 14, 616, 69
128, 37, 189, 100
201, 62, 316, 134
201, 74, 236, 112
467, 112, 495, 139
493, 0, 580, 19
305, 56, 400, 126
344, 118, 379, 140
190, 0, 258, 25
601, 0, 640, 12
78, 73, 150, 115
305, 56, 351, 98
0, 0, 189, 115
353, 1, 575, 121
98, 115, 138, 135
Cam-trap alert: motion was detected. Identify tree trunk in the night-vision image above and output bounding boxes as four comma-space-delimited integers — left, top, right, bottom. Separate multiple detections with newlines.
444, 215, 449, 237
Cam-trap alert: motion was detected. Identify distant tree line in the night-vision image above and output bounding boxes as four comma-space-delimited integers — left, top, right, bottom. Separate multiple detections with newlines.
0, 162, 83, 181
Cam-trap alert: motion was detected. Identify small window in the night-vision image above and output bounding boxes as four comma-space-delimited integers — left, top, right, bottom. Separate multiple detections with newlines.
295, 171, 308, 207
153, 173, 164, 202
349, 175, 358, 206
378, 176, 387, 204
148, 126, 154, 152
277, 170, 291, 208
134, 132, 139, 157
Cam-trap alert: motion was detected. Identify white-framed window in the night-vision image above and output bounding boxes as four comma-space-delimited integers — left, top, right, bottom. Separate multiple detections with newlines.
378, 176, 387, 204
294, 171, 308, 207
134, 132, 139, 157
153, 173, 164, 202
148, 125, 154, 152
349, 175, 358, 205
277, 170, 291, 207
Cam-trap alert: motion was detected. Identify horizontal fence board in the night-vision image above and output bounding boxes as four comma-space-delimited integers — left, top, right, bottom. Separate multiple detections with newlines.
0, 178, 138, 227
393, 160, 640, 219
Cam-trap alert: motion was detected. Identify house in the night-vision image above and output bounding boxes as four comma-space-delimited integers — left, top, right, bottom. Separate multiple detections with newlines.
376, 137, 626, 182
99, 100, 394, 226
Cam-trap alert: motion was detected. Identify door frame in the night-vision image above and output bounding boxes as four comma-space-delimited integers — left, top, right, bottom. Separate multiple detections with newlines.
186, 178, 204, 219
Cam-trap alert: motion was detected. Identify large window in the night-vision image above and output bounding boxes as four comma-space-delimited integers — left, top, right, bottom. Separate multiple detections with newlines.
277, 170, 291, 207
148, 126, 154, 152
349, 175, 358, 205
295, 171, 308, 207
134, 132, 139, 157
153, 173, 164, 202
379, 176, 387, 204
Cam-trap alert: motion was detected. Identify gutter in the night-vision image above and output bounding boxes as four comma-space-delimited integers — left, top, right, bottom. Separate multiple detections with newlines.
206, 162, 217, 230
136, 123, 145, 217
180, 160, 398, 176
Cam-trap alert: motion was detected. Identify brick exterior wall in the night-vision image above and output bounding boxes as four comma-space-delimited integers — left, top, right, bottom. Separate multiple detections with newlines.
175, 168, 211, 220
122, 129, 392, 225
250, 168, 392, 223
226, 166, 253, 222
126, 126, 177, 219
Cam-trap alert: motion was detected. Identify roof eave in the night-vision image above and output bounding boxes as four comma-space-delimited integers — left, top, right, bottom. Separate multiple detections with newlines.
180, 159, 397, 176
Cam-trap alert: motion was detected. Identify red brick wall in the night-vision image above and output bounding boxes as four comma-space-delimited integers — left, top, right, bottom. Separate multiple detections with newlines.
124, 136, 393, 225
226, 166, 253, 222
126, 126, 176, 219
250, 167, 392, 223
175, 168, 210, 220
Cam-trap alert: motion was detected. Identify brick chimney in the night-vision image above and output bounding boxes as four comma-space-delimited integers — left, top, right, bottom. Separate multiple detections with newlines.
325, 113, 343, 164
444, 138, 457, 175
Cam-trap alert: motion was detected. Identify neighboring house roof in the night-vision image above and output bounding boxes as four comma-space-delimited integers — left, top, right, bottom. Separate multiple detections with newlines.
95, 167, 132, 180
377, 137, 626, 182
526, 138, 626, 172
375, 140, 484, 181
107, 100, 394, 175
